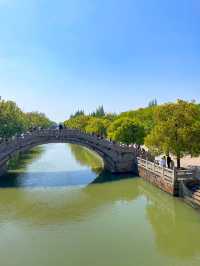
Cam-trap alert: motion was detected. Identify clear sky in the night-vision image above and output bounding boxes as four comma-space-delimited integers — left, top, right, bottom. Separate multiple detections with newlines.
0, 0, 199, 122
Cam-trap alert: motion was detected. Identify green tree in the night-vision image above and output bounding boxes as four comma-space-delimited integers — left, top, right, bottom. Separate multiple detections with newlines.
145, 100, 200, 168
0, 100, 28, 138
118, 106, 156, 135
148, 99, 158, 107
85, 117, 109, 136
26, 112, 53, 129
91, 105, 105, 117
64, 115, 91, 131
108, 118, 145, 144
70, 110, 85, 119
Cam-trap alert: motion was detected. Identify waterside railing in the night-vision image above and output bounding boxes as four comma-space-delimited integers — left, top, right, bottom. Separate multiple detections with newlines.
137, 157, 195, 185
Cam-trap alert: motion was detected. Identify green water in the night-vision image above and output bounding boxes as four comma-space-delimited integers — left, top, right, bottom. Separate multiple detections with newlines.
1, 143, 200, 266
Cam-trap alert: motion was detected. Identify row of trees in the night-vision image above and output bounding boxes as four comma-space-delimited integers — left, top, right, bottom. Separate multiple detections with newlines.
1, 98, 200, 168
0, 98, 54, 138
64, 101, 200, 168
64, 105, 156, 144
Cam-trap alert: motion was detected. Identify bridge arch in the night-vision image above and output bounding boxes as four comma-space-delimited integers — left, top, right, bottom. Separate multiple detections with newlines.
0, 129, 138, 176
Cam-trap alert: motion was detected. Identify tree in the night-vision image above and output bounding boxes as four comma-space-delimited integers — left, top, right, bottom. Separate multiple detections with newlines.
64, 115, 91, 131
145, 100, 200, 168
118, 106, 157, 135
70, 110, 85, 119
0, 98, 53, 138
0, 100, 28, 138
108, 118, 145, 144
26, 112, 53, 129
85, 118, 109, 136
148, 99, 158, 107
91, 105, 105, 117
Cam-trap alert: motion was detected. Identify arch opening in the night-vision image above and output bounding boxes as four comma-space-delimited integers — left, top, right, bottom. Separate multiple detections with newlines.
2, 143, 107, 188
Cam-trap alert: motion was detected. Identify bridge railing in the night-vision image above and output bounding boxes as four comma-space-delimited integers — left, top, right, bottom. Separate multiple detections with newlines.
0, 128, 139, 155
137, 157, 195, 184
137, 157, 177, 187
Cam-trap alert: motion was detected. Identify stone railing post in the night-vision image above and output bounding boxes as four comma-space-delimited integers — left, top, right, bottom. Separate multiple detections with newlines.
172, 168, 178, 195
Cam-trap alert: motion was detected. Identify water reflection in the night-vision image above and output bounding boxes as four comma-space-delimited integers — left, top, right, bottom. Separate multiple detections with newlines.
1, 143, 200, 265
7, 146, 45, 172
0, 179, 140, 225
68, 144, 104, 174
2, 144, 105, 188
140, 181, 200, 258
2, 144, 132, 188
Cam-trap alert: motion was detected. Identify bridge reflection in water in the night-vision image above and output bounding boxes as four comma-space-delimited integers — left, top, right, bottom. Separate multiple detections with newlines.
2, 144, 133, 188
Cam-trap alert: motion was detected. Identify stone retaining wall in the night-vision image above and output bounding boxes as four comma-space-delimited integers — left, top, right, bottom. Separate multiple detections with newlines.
138, 166, 175, 195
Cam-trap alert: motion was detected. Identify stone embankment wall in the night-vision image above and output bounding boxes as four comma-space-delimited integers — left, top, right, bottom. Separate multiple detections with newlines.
138, 166, 176, 195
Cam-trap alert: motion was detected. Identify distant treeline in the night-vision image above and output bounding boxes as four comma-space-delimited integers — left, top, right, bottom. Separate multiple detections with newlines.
64, 100, 200, 168
0, 98, 54, 138
1, 97, 200, 168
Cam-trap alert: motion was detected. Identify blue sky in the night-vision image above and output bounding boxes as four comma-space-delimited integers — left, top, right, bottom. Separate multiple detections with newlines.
0, 0, 199, 122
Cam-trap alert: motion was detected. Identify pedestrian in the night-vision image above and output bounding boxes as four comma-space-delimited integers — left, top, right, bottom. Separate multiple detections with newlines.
59, 124, 63, 131
167, 155, 172, 169
160, 156, 166, 167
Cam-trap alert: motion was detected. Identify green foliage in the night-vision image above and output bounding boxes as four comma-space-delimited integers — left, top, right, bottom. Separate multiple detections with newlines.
145, 100, 200, 167
91, 105, 105, 117
105, 112, 117, 121
118, 106, 156, 135
0, 98, 53, 138
70, 110, 85, 119
64, 105, 156, 144
85, 117, 109, 136
68, 144, 103, 173
64, 115, 91, 131
0, 100, 28, 138
64, 100, 200, 165
108, 118, 145, 144
26, 112, 53, 129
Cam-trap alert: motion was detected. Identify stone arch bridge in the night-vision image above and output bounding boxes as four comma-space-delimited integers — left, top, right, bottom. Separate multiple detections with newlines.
0, 129, 138, 176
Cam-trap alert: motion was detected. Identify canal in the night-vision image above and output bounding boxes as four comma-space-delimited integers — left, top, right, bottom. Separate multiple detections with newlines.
0, 143, 200, 266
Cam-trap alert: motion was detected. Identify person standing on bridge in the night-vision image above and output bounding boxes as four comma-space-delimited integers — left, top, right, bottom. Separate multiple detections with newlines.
160, 156, 166, 167
167, 155, 172, 169
59, 124, 63, 131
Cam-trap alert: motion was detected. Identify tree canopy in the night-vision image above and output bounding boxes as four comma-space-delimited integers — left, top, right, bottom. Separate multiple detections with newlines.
0, 98, 53, 138
85, 117, 109, 136
108, 118, 145, 144
26, 112, 54, 129
64, 100, 200, 168
1, 97, 200, 169
145, 100, 200, 168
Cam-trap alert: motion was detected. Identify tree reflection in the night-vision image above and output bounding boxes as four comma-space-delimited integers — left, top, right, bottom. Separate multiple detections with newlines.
0, 178, 140, 225
140, 181, 200, 258
68, 144, 103, 174
7, 146, 45, 172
